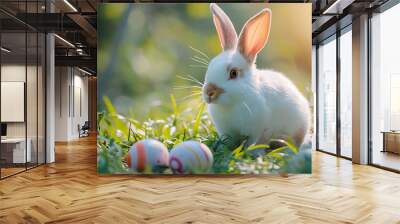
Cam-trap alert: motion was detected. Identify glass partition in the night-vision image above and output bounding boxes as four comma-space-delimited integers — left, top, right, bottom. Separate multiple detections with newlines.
1, 30, 28, 177
0, 1, 46, 179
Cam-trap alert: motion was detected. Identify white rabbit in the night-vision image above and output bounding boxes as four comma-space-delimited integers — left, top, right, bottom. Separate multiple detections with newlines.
202, 3, 310, 147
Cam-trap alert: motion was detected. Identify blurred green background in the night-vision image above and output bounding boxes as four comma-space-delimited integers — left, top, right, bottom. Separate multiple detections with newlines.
98, 3, 312, 120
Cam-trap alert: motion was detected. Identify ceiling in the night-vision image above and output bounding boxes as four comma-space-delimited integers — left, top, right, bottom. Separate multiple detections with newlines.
0, 0, 99, 74
0, 0, 394, 75
311, 0, 391, 43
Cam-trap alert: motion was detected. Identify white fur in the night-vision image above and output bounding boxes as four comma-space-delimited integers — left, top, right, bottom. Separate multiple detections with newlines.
203, 4, 310, 146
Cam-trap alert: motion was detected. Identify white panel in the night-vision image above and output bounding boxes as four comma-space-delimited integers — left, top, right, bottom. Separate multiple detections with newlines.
1, 82, 25, 122
46, 31, 55, 163
352, 14, 369, 164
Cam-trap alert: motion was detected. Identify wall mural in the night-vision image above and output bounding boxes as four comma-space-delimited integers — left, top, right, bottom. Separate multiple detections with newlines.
97, 3, 312, 175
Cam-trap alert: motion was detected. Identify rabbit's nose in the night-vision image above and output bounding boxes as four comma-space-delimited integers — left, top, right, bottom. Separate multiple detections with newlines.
204, 83, 224, 103
207, 90, 216, 98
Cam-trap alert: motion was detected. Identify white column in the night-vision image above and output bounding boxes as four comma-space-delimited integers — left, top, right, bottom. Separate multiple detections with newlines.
46, 33, 55, 163
45, 1, 55, 163
352, 14, 369, 164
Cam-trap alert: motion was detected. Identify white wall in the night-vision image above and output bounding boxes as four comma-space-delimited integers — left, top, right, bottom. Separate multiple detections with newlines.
1, 63, 46, 164
55, 67, 69, 141
1, 65, 26, 139
71, 73, 89, 138
55, 67, 89, 141
1, 65, 25, 81
1, 65, 40, 137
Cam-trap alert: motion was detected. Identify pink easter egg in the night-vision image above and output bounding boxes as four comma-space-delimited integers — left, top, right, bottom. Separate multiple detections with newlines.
126, 139, 169, 173
169, 141, 213, 174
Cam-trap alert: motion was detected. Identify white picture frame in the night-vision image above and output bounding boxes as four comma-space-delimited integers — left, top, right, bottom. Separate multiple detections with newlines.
1, 81, 25, 122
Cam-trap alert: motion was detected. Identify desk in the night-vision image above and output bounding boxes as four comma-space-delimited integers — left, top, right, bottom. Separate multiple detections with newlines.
382, 131, 400, 154
1, 138, 31, 163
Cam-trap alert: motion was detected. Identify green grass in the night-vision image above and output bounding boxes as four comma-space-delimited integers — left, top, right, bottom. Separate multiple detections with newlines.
97, 95, 301, 174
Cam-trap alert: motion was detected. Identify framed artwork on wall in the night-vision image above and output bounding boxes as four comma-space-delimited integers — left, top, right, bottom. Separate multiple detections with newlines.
97, 3, 312, 175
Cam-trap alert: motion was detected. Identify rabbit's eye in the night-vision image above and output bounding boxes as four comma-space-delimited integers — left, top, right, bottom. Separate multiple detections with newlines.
229, 69, 238, 80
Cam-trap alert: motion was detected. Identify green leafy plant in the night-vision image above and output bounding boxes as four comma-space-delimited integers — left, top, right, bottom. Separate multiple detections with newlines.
97, 95, 303, 174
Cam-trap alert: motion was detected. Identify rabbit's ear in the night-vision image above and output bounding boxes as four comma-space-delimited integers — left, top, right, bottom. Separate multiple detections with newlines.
238, 9, 271, 63
210, 3, 238, 51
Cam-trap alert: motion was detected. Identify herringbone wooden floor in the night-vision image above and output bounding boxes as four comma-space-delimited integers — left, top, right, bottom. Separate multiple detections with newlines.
0, 136, 399, 224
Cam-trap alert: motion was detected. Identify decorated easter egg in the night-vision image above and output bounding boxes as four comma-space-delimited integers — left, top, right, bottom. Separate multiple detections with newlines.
169, 141, 213, 174
126, 139, 169, 173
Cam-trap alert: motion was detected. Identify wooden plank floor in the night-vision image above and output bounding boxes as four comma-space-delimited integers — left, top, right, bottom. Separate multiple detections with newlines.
1, 136, 400, 224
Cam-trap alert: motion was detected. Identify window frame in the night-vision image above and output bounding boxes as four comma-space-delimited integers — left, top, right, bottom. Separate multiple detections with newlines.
367, 1, 400, 173
315, 24, 353, 161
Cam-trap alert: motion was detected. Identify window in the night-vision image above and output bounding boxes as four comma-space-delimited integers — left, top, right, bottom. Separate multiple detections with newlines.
317, 36, 337, 154
390, 74, 400, 130
371, 3, 400, 171
339, 28, 352, 158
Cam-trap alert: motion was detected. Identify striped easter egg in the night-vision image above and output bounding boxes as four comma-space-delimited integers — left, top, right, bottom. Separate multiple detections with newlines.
126, 139, 169, 173
169, 141, 213, 174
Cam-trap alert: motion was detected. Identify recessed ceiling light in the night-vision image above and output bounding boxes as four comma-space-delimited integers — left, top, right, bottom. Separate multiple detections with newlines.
1, 47, 11, 53
322, 0, 354, 15
78, 67, 92, 76
54, 34, 75, 48
63, 0, 78, 12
